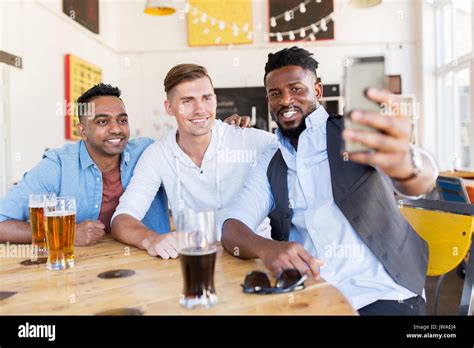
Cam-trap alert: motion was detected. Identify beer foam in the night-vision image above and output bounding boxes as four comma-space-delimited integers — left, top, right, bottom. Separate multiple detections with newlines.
179, 246, 217, 256
44, 212, 76, 217
29, 204, 44, 208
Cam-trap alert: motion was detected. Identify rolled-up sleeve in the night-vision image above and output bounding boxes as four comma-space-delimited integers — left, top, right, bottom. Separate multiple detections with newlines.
0, 157, 61, 223
112, 145, 162, 224
220, 146, 277, 233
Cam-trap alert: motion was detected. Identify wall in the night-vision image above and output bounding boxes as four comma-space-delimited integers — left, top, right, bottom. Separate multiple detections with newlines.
0, 0, 426, 184
1, 0, 120, 184
115, 0, 424, 143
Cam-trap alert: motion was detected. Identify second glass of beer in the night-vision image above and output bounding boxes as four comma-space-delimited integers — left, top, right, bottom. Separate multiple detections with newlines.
177, 209, 218, 309
44, 197, 77, 271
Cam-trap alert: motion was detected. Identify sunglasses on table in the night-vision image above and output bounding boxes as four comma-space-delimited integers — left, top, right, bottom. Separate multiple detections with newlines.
241, 269, 308, 295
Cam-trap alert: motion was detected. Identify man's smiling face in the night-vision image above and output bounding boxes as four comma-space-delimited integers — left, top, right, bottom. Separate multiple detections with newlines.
165, 76, 217, 138
265, 65, 322, 139
78, 96, 130, 157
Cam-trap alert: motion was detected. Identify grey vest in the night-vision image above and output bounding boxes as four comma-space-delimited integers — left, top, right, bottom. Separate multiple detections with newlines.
267, 115, 428, 296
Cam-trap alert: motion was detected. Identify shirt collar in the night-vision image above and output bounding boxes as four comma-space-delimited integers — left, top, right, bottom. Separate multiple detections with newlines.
79, 140, 130, 171
121, 143, 131, 168
305, 105, 330, 131
79, 141, 95, 170
171, 121, 219, 166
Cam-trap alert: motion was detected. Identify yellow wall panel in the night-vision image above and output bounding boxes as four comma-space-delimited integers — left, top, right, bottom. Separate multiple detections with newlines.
187, 0, 253, 46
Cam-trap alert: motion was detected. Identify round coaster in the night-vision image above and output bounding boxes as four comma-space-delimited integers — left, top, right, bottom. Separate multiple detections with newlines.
97, 269, 135, 279
95, 308, 143, 316
20, 257, 47, 266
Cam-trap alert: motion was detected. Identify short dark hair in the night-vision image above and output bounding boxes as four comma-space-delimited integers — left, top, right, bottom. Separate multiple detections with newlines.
264, 46, 319, 85
76, 83, 122, 123
164, 64, 213, 94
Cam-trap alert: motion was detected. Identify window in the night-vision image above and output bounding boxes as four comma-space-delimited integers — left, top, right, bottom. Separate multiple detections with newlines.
433, 0, 473, 170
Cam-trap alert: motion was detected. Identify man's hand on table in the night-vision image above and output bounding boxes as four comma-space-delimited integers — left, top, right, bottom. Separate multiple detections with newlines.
75, 220, 106, 246
141, 232, 178, 259
259, 241, 325, 280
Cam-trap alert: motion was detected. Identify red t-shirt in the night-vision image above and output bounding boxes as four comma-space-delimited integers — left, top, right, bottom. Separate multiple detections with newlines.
98, 165, 124, 232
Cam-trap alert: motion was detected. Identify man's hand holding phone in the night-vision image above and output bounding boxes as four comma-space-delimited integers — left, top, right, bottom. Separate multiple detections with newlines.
342, 88, 415, 180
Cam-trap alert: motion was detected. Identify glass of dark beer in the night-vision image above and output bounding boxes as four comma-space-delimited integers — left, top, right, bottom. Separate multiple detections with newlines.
44, 197, 76, 271
177, 209, 218, 309
29, 194, 55, 259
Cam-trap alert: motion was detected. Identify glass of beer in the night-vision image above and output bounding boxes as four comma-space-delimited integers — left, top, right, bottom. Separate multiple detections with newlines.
177, 209, 218, 309
44, 197, 76, 271
29, 194, 55, 258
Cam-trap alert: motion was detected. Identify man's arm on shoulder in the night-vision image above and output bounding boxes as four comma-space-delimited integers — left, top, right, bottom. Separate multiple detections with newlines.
0, 156, 61, 243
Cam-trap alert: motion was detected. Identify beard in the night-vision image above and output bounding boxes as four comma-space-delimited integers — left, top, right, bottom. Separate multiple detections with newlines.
276, 117, 308, 140
274, 102, 318, 140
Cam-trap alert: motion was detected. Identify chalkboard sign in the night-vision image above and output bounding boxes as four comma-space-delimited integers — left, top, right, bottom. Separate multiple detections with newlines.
63, 0, 99, 34
215, 87, 269, 131
269, 0, 334, 42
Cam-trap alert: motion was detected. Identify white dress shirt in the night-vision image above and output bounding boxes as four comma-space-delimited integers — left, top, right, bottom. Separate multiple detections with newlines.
225, 106, 435, 309
112, 120, 277, 239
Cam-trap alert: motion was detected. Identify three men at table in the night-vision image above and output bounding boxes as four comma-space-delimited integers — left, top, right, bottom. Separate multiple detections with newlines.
0, 46, 438, 315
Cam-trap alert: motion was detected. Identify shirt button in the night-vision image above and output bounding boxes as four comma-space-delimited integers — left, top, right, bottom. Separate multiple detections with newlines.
96, 177, 100, 181
95, 204, 99, 208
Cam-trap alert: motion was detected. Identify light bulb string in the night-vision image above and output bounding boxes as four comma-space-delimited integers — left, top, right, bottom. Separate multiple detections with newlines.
186, 3, 247, 32
268, 12, 335, 37
184, 2, 334, 40
270, 0, 312, 21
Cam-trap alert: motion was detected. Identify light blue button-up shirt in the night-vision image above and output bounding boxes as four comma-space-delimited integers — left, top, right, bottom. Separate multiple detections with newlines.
0, 138, 170, 233
226, 106, 419, 309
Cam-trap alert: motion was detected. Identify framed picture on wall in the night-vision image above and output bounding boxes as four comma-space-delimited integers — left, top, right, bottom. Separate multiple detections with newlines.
187, 0, 253, 46
64, 54, 102, 140
63, 0, 99, 34
268, 0, 334, 43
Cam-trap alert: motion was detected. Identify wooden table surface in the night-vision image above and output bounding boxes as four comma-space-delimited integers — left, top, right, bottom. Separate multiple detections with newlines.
0, 236, 357, 315
441, 170, 474, 179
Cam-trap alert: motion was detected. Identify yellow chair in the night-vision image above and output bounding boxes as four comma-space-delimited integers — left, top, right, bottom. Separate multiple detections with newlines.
399, 198, 474, 315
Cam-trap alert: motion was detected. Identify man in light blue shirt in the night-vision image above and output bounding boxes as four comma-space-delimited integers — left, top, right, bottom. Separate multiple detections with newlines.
222, 47, 437, 315
0, 83, 170, 246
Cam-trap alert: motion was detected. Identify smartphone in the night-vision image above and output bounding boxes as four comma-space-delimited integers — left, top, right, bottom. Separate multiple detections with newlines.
343, 56, 387, 153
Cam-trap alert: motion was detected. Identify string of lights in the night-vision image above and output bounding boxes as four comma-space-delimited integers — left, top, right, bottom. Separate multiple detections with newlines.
183, 0, 335, 43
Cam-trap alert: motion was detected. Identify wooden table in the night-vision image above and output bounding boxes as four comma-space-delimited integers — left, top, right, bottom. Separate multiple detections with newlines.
440, 170, 474, 179
0, 236, 356, 315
